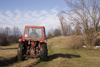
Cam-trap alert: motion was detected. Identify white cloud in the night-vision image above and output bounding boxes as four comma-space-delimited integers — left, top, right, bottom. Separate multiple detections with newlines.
6, 10, 13, 18
0, 12, 7, 19
40, 10, 48, 15
38, 17, 45, 20
31, 11, 40, 17
0, 18, 4, 23
0, 7, 60, 33
15, 9, 21, 14
50, 7, 58, 13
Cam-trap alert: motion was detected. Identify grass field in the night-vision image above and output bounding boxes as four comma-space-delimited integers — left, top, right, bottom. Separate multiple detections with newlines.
0, 36, 100, 67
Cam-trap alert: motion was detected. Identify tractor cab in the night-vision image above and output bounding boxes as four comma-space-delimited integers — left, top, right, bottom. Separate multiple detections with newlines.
19, 26, 46, 42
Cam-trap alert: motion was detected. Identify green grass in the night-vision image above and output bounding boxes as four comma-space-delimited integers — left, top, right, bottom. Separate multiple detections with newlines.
0, 36, 100, 67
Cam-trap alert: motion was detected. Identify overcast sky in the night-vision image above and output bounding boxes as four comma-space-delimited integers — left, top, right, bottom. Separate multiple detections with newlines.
0, 0, 67, 33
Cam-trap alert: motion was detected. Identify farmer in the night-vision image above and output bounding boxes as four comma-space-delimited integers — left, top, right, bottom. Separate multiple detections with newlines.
29, 29, 39, 38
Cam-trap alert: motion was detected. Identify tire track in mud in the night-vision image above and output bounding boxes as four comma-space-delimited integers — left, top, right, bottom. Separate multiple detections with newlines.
26, 45, 53, 67
0, 56, 17, 66
9, 58, 41, 67
0, 55, 41, 67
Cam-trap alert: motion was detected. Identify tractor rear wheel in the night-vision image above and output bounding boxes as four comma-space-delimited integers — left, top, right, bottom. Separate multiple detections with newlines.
40, 43, 48, 61
17, 42, 25, 61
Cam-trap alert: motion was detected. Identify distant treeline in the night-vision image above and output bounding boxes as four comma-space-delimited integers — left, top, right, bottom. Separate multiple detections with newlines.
0, 26, 22, 46
47, 25, 82, 39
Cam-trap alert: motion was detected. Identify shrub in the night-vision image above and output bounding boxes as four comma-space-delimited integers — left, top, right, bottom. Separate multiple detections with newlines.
68, 35, 84, 49
94, 38, 100, 46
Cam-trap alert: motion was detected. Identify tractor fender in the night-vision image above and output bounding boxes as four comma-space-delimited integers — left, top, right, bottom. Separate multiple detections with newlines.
40, 39, 46, 43
38, 42, 47, 50
18, 39, 25, 42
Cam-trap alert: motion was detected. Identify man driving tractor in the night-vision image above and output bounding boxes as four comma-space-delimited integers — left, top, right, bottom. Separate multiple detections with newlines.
29, 29, 39, 38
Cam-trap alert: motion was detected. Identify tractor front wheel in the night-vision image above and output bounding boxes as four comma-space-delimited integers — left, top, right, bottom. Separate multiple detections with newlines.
17, 42, 25, 61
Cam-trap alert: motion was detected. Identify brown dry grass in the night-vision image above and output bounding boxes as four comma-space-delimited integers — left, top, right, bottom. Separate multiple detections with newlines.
0, 44, 18, 58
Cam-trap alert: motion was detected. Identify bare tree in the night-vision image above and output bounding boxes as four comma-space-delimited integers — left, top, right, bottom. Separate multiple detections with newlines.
63, 0, 100, 46
0, 27, 4, 46
70, 29, 76, 35
0, 26, 22, 46
12, 26, 22, 42
0, 27, 11, 45
70, 26, 82, 35
65, 24, 72, 36
74, 24, 82, 35
58, 11, 67, 36
0, 27, 4, 33
64, 0, 100, 33
47, 32, 53, 39
58, 11, 72, 36
4, 26, 11, 36
47, 28, 54, 39
53, 28, 61, 37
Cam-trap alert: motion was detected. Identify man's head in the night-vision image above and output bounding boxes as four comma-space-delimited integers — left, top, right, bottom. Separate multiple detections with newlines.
32, 29, 36, 33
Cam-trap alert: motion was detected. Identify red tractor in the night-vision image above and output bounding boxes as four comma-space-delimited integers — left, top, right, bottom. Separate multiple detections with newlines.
17, 26, 48, 61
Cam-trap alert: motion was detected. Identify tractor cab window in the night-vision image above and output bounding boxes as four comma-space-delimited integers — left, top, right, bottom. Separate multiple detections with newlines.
25, 27, 42, 38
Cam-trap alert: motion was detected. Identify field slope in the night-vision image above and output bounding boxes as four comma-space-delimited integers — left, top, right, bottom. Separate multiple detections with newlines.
0, 36, 100, 67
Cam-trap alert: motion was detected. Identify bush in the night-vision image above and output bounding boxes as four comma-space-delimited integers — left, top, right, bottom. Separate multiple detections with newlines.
83, 32, 100, 47
94, 38, 100, 46
68, 35, 84, 49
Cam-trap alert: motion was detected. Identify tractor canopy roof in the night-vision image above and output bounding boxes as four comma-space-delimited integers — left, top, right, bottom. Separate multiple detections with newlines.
22, 26, 46, 41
